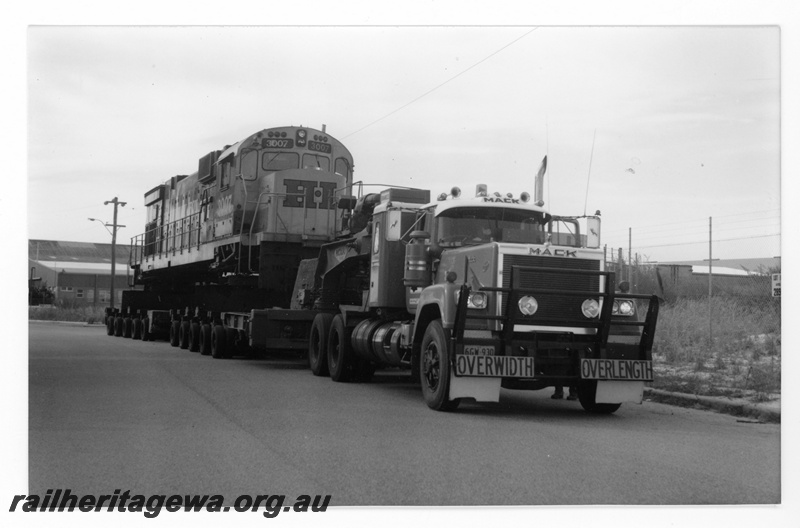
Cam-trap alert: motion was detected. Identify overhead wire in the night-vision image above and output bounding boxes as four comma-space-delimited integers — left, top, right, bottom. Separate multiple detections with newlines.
342, 27, 539, 140
603, 208, 781, 236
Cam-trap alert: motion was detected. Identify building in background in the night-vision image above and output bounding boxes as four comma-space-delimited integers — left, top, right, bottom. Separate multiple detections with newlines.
28, 240, 139, 306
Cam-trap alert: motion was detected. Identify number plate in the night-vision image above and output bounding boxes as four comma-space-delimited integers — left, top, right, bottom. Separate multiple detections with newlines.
580, 359, 654, 381
261, 138, 294, 148
308, 140, 332, 153
454, 355, 535, 378
463, 345, 495, 356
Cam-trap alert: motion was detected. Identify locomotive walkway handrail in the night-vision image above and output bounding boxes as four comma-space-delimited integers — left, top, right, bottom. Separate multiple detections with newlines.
130, 211, 203, 266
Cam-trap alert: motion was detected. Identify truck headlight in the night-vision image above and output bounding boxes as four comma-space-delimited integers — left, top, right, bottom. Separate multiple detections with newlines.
455, 290, 489, 310
518, 296, 538, 316
612, 299, 635, 316
469, 291, 488, 309
581, 299, 601, 318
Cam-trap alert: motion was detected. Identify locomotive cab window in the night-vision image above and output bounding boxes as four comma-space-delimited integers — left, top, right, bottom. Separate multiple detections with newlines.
334, 157, 352, 178
219, 159, 232, 189
262, 152, 299, 171
302, 153, 330, 171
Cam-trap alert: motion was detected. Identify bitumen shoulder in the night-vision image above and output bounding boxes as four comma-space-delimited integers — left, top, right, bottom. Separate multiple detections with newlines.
644, 388, 780, 424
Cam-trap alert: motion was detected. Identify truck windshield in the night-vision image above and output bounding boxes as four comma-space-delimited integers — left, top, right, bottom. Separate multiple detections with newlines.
436, 207, 549, 247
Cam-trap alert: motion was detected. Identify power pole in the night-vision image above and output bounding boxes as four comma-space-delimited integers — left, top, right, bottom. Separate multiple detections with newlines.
104, 197, 127, 309
628, 227, 632, 283
703, 217, 719, 350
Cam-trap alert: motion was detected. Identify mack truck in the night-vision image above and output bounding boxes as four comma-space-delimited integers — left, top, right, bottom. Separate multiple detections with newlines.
116, 130, 658, 413
299, 174, 659, 413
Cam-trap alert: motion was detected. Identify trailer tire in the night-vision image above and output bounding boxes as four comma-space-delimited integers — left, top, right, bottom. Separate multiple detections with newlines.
327, 315, 354, 382
123, 317, 133, 338
179, 321, 191, 349
211, 325, 226, 359
132, 318, 142, 340
199, 324, 212, 355
114, 317, 124, 337
188, 322, 201, 352
169, 321, 180, 347
420, 319, 460, 411
309, 313, 333, 376
142, 318, 151, 341
106, 316, 114, 336
577, 380, 622, 414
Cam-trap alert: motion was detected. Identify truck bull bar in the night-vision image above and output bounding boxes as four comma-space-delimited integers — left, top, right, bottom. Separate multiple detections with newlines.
452, 265, 659, 371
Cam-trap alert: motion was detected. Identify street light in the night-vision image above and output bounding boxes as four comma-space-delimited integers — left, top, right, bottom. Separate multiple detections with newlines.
88, 197, 126, 309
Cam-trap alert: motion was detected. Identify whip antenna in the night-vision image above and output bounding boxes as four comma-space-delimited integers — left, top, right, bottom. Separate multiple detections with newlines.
583, 129, 596, 216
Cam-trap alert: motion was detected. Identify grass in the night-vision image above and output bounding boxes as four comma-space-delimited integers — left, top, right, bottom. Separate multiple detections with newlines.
29, 304, 107, 325
650, 297, 781, 403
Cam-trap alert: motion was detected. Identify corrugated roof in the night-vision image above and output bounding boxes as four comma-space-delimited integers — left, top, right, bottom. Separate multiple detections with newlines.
33, 260, 118, 276
690, 265, 758, 277
29, 239, 131, 264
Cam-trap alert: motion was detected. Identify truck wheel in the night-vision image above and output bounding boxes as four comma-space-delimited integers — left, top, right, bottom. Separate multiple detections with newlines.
309, 313, 333, 376
114, 317, 124, 337
327, 315, 354, 382
577, 380, 622, 414
199, 324, 212, 355
169, 321, 180, 347
106, 316, 114, 336
132, 318, 142, 340
211, 325, 226, 359
420, 319, 460, 411
188, 322, 201, 352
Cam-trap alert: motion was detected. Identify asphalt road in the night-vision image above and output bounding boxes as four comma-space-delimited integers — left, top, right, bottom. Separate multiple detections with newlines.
28, 322, 780, 506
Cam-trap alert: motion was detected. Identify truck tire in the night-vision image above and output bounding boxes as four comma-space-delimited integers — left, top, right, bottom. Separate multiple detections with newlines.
327, 315, 354, 382
179, 321, 191, 349
123, 317, 133, 338
309, 313, 333, 376
169, 321, 180, 347
199, 324, 212, 356
211, 325, 226, 359
132, 318, 142, 340
106, 316, 114, 336
577, 380, 622, 414
114, 317, 124, 337
188, 322, 201, 352
142, 318, 151, 341
420, 319, 460, 411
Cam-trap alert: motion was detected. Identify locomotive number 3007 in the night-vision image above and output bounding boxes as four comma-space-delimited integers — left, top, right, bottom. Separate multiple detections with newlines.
262, 138, 293, 148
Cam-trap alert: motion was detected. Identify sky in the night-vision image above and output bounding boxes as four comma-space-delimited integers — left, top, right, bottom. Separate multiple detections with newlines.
26, 24, 783, 264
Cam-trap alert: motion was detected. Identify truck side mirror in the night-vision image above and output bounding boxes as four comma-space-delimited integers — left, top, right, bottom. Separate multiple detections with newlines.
586, 216, 601, 248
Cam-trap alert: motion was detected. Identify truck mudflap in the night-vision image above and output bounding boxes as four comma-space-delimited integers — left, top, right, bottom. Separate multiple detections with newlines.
448, 265, 659, 401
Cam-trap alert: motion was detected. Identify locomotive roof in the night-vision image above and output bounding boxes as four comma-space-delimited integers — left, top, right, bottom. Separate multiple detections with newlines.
221, 126, 353, 162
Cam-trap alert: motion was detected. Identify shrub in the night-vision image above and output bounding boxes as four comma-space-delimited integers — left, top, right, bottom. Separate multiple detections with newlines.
29, 305, 106, 324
